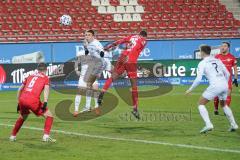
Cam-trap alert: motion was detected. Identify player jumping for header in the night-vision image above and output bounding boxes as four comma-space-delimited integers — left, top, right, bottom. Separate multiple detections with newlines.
97, 30, 147, 119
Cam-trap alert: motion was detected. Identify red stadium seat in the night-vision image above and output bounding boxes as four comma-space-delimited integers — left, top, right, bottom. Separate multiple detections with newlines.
11, 23, 21, 32
175, 0, 184, 6
1, 23, 11, 32
205, 20, 215, 29
182, 5, 191, 13
171, 13, 180, 21
169, 21, 177, 30
20, 23, 31, 32
162, 13, 171, 21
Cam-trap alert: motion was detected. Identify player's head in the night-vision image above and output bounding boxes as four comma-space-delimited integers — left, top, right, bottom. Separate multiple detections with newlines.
37, 63, 47, 73
85, 30, 95, 42
199, 45, 211, 58
139, 30, 147, 38
221, 41, 230, 54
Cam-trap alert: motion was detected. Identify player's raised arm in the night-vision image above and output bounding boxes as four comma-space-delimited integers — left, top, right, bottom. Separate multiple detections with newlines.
104, 36, 131, 51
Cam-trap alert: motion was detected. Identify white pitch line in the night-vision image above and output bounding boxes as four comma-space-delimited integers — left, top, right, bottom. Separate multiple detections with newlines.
1, 123, 240, 154
0, 93, 239, 103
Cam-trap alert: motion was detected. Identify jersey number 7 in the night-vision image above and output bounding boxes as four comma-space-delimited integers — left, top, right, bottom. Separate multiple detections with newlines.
212, 63, 219, 73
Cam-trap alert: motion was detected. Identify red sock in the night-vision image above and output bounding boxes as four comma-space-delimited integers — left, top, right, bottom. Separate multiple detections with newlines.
226, 95, 231, 106
44, 116, 53, 135
12, 117, 24, 136
214, 97, 219, 111
103, 78, 113, 91
131, 86, 138, 110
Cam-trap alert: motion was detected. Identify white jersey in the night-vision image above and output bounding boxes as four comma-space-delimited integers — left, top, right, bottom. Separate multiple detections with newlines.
86, 39, 104, 59
188, 56, 230, 92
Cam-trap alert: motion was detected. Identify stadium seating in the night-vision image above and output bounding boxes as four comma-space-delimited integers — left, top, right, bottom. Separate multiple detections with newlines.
0, 0, 239, 42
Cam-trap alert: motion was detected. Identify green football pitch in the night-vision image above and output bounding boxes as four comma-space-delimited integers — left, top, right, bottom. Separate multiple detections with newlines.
0, 85, 240, 160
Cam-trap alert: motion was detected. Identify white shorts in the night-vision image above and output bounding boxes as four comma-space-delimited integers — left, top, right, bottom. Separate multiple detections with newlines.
78, 65, 98, 88
103, 58, 112, 71
202, 84, 228, 101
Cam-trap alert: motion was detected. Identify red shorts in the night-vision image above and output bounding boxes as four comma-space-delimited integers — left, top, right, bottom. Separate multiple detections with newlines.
19, 96, 48, 116
114, 61, 137, 79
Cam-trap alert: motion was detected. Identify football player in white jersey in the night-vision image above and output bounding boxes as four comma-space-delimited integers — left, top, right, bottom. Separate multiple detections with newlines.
74, 30, 111, 116
185, 45, 238, 133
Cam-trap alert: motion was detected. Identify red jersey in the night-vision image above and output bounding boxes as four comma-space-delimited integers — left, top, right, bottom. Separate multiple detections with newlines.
21, 72, 49, 100
109, 35, 147, 63
215, 53, 237, 76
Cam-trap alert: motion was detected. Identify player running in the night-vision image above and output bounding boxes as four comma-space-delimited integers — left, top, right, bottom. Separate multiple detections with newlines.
185, 45, 238, 133
9, 63, 55, 142
97, 30, 147, 119
74, 30, 111, 116
213, 42, 238, 115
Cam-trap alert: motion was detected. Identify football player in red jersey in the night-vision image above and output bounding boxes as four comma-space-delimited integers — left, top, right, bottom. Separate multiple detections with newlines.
97, 31, 147, 119
214, 42, 238, 115
9, 63, 55, 142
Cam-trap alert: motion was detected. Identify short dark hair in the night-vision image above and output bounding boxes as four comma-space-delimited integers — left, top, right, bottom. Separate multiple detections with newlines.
222, 41, 230, 48
200, 45, 211, 55
37, 63, 47, 71
139, 30, 147, 37
86, 30, 95, 36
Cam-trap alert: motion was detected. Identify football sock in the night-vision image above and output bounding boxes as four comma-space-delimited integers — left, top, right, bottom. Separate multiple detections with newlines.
12, 117, 25, 136
44, 116, 53, 135
75, 95, 81, 112
223, 105, 237, 126
198, 105, 212, 127
131, 86, 138, 111
85, 89, 92, 110
94, 91, 98, 108
214, 97, 219, 111
103, 78, 113, 92
226, 95, 232, 106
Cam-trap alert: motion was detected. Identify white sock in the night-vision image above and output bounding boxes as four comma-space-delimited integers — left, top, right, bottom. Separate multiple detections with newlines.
223, 105, 237, 127
94, 98, 98, 108
43, 134, 49, 138
198, 105, 212, 127
75, 95, 81, 112
94, 92, 99, 108
85, 90, 92, 110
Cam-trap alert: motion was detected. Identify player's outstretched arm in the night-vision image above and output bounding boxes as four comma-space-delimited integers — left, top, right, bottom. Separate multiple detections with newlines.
186, 62, 204, 94
104, 36, 130, 51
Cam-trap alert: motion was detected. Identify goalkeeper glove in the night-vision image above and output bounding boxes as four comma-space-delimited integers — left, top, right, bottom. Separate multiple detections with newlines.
100, 51, 104, 58
17, 104, 20, 113
42, 102, 48, 112
233, 79, 238, 87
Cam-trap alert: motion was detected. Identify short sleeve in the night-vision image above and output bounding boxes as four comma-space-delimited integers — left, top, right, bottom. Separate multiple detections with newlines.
45, 77, 50, 86
22, 77, 27, 85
